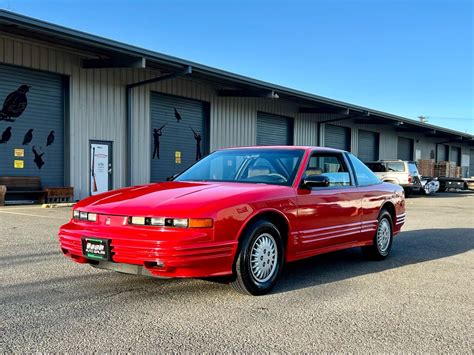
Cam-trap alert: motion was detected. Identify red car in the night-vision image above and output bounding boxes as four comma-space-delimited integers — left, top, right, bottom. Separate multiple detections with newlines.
59, 146, 405, 295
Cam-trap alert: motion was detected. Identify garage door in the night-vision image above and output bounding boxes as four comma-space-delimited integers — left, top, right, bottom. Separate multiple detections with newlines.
324, 124, 350, 151
470, 149, 474, 177
257, 112, 293, 146
0, 64, 64, 187
450, 146, 461, 166
397, 137, 414, 161
150, 93, 209, 182
437, 144, 449, 162
358, 129, 379, 162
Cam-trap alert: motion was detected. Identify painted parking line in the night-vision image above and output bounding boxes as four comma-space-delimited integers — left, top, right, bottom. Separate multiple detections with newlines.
0, 210, 67, 220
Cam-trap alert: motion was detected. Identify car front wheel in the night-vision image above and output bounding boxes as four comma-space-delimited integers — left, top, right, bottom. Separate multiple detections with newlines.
362, 210, 393, 260
230, 219, 284, 296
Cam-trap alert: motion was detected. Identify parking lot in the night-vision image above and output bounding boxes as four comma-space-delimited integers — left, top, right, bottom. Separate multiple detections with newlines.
1, 193, 473, 353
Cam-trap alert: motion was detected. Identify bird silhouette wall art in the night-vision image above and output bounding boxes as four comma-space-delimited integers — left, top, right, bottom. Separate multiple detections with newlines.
22, 129, 33, 145
46, 130, 55, 146
152, 124, 166, 159
0, 85, 31, 122
190, 126, 202, 161
0, 126, 12, 144
32, 145, 45, 169
174, 108, 182, 123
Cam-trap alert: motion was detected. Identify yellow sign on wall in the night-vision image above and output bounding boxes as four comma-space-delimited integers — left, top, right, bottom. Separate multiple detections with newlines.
175, 151, 182, 164
14, 160, 24, 169
14, 148, 24, 157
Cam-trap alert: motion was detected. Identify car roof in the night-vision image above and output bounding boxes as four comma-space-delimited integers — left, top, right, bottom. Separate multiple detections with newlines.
217, 146, 347, 154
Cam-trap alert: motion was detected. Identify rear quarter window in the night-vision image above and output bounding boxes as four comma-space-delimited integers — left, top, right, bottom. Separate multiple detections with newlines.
347, 154, 381, 187
386, 162, 405, 172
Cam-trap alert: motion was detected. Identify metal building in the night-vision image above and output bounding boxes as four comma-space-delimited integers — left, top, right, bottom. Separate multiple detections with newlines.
0, 10, 472, 200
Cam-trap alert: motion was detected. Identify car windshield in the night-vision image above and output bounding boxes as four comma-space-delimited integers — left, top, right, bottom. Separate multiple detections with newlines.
174, 149, 305, 186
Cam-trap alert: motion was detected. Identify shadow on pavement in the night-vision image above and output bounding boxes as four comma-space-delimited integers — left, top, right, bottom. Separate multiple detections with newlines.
407, 191, 474, 199
274, 228, 474, 294
2, 228, 473, 302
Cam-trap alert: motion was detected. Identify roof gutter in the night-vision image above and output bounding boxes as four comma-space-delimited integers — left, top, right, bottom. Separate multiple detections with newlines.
125, 66, 192, 186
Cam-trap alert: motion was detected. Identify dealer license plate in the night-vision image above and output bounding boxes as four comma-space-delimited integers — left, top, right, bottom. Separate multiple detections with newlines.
82, 237, 110, 261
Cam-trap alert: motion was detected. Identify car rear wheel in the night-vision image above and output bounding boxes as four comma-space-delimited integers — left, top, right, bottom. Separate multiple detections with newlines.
362, 210, 393, 260
230, 219, 284, 296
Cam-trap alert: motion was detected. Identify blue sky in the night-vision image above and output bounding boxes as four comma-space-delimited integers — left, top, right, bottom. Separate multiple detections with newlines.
1, 0, 473, 134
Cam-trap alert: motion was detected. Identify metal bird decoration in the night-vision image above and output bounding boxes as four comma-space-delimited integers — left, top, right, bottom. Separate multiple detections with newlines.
0, 126, 12, 144
174, 108, 182, 123
0, 85, 31, 122
32, 145, 45, 169
23, 129, 33, 145
46, 130, 55, 146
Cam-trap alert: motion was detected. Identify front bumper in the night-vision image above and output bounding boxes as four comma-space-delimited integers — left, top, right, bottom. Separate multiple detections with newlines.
58, 219, 238, 278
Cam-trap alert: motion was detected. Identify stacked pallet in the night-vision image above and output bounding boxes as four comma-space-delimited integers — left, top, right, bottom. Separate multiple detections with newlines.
417, 159, 435, 177
434, 161, 452, 177
454, 166, 462, 178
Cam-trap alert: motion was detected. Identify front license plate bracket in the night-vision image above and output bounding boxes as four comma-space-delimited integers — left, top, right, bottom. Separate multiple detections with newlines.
82, 237, 111, 261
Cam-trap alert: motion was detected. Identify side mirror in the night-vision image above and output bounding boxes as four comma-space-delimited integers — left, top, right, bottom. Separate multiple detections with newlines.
302, 175, 330, 188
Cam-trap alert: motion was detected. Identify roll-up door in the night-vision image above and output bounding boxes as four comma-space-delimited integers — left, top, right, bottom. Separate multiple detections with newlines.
450, 147, 461, 166
0, 64, 64, 187
469, 149, 474, 177
150, 93, 209, 182
397, 137, 414, 161
324, 124, 350, 151
358, 129, 379, 162
256, 112, 293, 146
437, 144, 449, 162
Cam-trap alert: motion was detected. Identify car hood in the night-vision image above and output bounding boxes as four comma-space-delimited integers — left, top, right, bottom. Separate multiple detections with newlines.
75, 181, 292, 217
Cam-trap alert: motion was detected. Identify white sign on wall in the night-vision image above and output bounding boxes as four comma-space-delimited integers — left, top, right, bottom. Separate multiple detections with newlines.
461, 154, 469, 167
415, 149, 421, 161
90, 143, 110, 195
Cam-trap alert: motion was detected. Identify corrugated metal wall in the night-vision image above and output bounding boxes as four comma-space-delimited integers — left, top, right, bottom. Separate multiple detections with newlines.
1, 33, 472, 197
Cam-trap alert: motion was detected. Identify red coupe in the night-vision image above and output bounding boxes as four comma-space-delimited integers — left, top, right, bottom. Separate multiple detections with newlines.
59, 146, 405, 295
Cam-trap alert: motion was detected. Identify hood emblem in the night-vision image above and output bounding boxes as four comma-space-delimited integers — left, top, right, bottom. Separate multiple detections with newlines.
105, 217, 111, 225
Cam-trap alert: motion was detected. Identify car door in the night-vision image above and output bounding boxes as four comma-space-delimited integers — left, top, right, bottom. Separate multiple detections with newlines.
295, 151, 362, 255
345, 153, 391, 243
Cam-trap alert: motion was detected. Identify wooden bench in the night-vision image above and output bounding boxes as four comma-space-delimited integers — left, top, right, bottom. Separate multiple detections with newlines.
44, 187, 74, 203
0, 176, 46, 206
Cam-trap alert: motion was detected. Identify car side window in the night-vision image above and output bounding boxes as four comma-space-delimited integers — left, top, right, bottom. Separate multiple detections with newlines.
305, 153, 351, 187
347, 154, 381, 186
386, 162, 405, 172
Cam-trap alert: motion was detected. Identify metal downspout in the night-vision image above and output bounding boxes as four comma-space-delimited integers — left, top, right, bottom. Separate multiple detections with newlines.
125, 66, 192, 186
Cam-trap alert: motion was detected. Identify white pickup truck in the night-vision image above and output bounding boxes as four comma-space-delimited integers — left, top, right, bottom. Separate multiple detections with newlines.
365, 160, 425, 195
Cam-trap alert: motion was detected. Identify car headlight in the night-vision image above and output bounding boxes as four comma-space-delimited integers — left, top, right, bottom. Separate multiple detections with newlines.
128, 216, 212, 228
73, 209, 98, 222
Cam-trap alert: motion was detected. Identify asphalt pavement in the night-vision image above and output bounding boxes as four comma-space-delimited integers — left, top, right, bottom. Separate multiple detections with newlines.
1, 192, 473, 352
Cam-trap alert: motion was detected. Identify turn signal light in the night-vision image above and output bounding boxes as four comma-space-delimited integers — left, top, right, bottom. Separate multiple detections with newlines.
188, 218, 213, 228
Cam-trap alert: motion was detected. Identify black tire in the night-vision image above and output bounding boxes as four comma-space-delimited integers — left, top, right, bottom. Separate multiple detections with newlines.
230, 219, 284, 296
362, 210, 393, 260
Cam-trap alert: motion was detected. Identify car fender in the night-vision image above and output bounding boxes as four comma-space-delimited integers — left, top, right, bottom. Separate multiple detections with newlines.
234, 207, 293, 251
